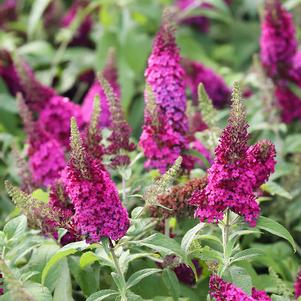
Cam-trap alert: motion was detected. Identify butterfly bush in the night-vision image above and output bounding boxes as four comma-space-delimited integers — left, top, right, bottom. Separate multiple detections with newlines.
210, 275, 271, 301
260, 0, 301, 122
0, 0, 17, 28
62, 119, 129, 242
189, 83, 276, 226
140, 19, 210, 172
182, 58, 231, 108
18, 98, 66, 187
38, 96, 84, 148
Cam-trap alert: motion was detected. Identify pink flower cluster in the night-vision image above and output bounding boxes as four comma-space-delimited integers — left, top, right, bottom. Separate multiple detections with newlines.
140, 20, 210, 172
210, 275, 271, 301
29, 139, 66, 187
189, 86, 276, 226
62, 156, 129, 243
260, 0, 301, 122
182, 59, 231, 108
38, 96, 84, 148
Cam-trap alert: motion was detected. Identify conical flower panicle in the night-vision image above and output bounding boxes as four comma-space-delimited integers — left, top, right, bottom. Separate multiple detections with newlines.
70, 117, 90, 178
209, 275, 271, 301
215, 82, 249, 164
189, 83, 276, 227
14, 55, 56, 113
260, 0, 297, 78
12, 144, 35, 193
5, 181, 61, 232
62, 155, 129, 242
197, 83, 217, 129
98, 73, 135, 167
84, 95, 104, 160
144, 84, 159, 127
145, 17, 188, 135
144, 156, 182, 207
16, 93, 35, 137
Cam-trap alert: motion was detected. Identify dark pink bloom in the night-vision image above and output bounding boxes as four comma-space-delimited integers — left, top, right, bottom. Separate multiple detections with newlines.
145, 21, 188, 135
62, 157, 129, 243
295, 269, 301, 298
189, 85, 276, 226
176, 0, 211, 33
38, 96, 84, 148
139, 111, 185, 173
275, 83, 301, 123
182, 59, 231, 108
61, 0, 93, 47
82, 52, 120, 128
260, 0, 297, 78
247, 140, 276, 189
141, 20, 195, 172
29, 139, 66, 187
210, 275, 271, 301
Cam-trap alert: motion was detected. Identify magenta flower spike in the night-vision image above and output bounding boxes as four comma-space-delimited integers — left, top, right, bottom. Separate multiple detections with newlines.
62, 118, 129, 243
189, 83, 276, 226
210, 275, 271, 301
140, 16, 191, 173
260, 0, 297, 78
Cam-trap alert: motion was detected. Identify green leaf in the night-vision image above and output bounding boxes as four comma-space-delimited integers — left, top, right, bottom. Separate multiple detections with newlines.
261, 182, 292, 200
181, 223, 205, 255
256, 216, 296, 252
126, 268, 161, 289
23, 282, 52, 301
28, 0, 51, 38
283, 134, 301, 154
3, 215, 27, 240
80, 251, 99, 269
86, 289, 119, 301
111, 272, 125, 293
162, 269, 180, 301
228, 266, 252, 295
53, 258, 74, 301
133, 233, 186, 259
42, 241, 89, 284
231, 248, 264, 264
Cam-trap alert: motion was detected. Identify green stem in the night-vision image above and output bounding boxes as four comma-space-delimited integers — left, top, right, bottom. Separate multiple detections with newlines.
109, 240, 127, 301
222, 209, 230, 258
